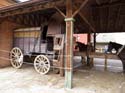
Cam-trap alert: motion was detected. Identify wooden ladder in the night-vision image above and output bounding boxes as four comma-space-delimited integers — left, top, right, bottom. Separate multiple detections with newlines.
53, 34, 64, 76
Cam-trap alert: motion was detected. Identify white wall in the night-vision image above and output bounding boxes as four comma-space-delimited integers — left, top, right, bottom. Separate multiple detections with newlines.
96, 33, 125, 45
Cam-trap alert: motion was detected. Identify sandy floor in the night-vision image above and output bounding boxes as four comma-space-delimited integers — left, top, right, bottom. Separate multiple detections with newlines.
0, 58, 125, 93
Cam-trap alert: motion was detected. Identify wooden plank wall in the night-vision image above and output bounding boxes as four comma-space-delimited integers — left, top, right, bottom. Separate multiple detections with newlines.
0, 20, 20, 67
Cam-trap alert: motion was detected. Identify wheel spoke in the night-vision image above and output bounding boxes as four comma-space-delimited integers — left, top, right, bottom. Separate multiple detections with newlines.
41, 57, 44, 61
37, 58, 41, 62
35, 63, 39, 66
17, 61, 21, 66
36, 65, 40, 70
14, 49, 17, 54
16, 62, 19, 67
11, 54, 15, 58
14, 62, 17, 67
42, 58, 46, 62
39, 67, 43, 72
43, 67, 47, 72
11, 52, 15, 56
13, 60, 16, 65
44, 64, 49, 69
44, 60, 48, 64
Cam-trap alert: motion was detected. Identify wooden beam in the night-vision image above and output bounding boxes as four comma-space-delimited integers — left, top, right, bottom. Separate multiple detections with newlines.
102, 7, 109, 32
99, 7, 103, 32
26, 14, 32, 26
33, 14, 38, 26
25, 14, 29, 23
55, 6, 66, 18
115, 5, 121, 31
29, 14, 34, 26
74, 5, 96, 32
36, 14, 41, 26
93, 33, 96, 52
109, 0, 113, 3
0, 0, 65, 17
92, 1, 125, 8
72, 0, 89, 17
31, 14, 35, 26
65, 0, 74, 89
91, 7, 99, 32
18, 15, 25, 25
96, 0, 101, 5
23, 15, 28, 25
87, 32, 91, 44
8, 16, 25, 27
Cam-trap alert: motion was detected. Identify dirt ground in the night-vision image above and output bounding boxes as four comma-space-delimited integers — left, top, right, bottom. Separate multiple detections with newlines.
0, 58, 125, 93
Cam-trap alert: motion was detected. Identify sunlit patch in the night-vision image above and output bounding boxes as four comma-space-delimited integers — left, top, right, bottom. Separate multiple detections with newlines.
17, 0, 30, 2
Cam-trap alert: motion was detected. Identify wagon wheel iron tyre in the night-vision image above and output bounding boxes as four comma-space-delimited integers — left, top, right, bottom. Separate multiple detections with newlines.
10, 47, 23, 69
34, 55, 50, 75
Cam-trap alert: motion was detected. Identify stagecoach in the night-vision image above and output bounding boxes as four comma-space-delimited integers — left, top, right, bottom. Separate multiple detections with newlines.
10, 26, 64, 75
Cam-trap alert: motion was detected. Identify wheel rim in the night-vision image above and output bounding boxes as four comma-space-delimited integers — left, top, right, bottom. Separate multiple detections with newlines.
34, 55, 50, 75
10, 47, 23, 68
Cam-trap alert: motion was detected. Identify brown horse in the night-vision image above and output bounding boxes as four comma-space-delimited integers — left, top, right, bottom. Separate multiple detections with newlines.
75, 42, 94, 52
75, 42, 88, 52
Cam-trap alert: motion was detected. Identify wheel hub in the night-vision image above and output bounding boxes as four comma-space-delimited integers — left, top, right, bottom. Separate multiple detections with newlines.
39, 61, 44, 66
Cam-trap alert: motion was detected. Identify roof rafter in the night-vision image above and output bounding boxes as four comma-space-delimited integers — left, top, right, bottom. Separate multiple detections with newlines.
0, 0, 65, 17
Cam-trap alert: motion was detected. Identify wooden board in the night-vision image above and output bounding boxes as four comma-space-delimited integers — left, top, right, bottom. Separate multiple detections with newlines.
74, 51, 120, 70
74, 51, 119, 60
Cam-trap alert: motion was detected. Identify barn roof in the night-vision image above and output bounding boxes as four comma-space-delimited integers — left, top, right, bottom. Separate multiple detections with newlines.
0, 0, 124, 33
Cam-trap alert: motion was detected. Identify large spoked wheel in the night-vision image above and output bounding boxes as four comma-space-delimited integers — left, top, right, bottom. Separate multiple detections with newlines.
34, 55, 50, 75
10, 47, 23, 69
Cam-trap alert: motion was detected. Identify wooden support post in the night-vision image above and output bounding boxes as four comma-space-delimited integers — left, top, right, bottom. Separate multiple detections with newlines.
105, 54, 107, 70
87, 33, 91, 66
87, 33, 91, 44
93, 33, 96, 52
60, 49, 64, 76
87, 32, 94, 67
65, 18, 74, 88
65, 0, 74, 89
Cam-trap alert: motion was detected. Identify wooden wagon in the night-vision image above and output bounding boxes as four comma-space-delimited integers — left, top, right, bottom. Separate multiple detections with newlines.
9, 12, 65, 75
10, 33, 64, 75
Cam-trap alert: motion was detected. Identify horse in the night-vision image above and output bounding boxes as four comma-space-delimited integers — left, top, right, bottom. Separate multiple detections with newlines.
74, 42, 94, 66
75, 42, 88, 52
107, 41, 123, 54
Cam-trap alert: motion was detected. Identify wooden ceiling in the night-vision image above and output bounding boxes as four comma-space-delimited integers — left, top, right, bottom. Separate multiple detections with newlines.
91, 0, 125, 33
74, 0, 125, 33
0, 0, 65, 27
9, 9, 56, 27
0, 0, 124, 33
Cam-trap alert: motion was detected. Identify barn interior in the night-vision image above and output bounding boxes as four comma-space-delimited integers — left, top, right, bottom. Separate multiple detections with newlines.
0, 0, 125, 91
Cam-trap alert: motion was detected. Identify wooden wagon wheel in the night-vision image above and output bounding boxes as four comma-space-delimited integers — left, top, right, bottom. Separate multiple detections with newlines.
34, 55, 50, 75
10, 47, 23, 69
